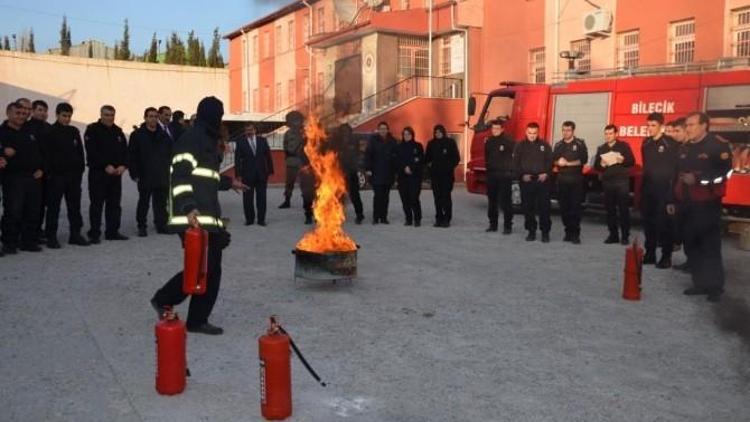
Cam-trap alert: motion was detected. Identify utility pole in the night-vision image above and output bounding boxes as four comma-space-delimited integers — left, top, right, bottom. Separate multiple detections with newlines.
428, 0, 433, 97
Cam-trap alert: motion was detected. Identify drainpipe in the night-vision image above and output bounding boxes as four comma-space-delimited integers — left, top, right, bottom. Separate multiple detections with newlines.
451, 1, 470, 179
428, 0, 433, 97
303, 0, 314, 113
241, 28, 248, 112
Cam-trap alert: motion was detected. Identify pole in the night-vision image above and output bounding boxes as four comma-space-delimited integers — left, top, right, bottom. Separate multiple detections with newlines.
428, 0, 433, 97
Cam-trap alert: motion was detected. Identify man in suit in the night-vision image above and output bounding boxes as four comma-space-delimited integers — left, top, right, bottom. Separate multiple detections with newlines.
235, 123, 274, 226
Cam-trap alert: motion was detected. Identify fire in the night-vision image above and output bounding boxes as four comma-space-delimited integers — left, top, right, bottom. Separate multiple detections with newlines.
295, 116, 357, 253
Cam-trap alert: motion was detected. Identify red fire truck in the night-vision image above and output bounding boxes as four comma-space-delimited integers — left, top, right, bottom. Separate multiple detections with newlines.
465, 67, 750, 218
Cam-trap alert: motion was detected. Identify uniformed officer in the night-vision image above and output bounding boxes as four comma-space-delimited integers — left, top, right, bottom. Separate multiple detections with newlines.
396, 126, 424, 227
128, 107, 172, 237
552, 121, 588, 244
668, 112, 732, 303
425, 124, 460, 228
332, 123, 365, 224
640, 112, 679, 268
0, 102, 44, 253
84, 105, 129, 243
484, 119, 515, 234
594, 125, 635, 245
25, 100, 52, 243
43, 102, 89, 248
669, 118, 691, 272
514, 122, 553, 242
365, 122, 399, 225
279, 111, 305, 209
151, 96, 248, 335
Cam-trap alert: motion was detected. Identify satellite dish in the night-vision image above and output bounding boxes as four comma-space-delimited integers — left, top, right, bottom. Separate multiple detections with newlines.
334, 0, 359, 24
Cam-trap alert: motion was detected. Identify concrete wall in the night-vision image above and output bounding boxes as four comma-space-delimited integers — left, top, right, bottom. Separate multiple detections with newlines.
0, 51, 228, 134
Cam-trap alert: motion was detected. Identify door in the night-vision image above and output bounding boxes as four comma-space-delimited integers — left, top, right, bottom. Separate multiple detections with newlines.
334, 54, 363, 116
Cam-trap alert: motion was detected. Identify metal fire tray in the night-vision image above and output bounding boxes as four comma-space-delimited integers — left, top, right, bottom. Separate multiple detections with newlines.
292, 247, 358, 283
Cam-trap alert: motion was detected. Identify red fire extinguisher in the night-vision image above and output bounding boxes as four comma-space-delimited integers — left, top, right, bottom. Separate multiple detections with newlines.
183, 227, 208, 295
623, 237, 644, 301
258, 316, 326, 421
155, 307, 187, 395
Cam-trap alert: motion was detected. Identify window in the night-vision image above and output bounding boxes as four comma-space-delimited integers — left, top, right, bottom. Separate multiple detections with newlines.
398, 36, 429, 78
529, 47, 545, 83
441, 37, 451, 75
253, 89, 259, 112
303, 13, 310, 41
617, 30, 639, 69
276, 25, 282, 54
669, 19, 695, 64
252, 35, 258, 64
401, 0, 410, 10
732, 7, 750, 57
288, 21, 295, 51
276, 82, 283, 110
263, 31, 270, 59
264, 85, 270, 112
316, 7, 325, 34
570, 39, 591, 72
288, 79, 295, 106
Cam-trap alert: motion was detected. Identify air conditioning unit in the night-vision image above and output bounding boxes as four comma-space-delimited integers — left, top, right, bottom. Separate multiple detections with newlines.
583, 9, 612, 37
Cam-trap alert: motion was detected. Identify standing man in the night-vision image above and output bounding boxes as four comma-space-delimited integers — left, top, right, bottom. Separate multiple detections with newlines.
365, 122, 398, 225
129, 107, 172, 237
157, 106, 174, 141
484, 119, 515, 234
85, 105, 129, 243
0, 102, 44, 253
552, 121, 589, 244
640, 112, 678, 268
24, 100, 52, 243
425, 124, 460, 228
670, 112, 732, 302
670, 118, 691, 272
234, 123, 274, 226
279, 111, 305, 209
151, 96, 248, 334
0, 112, 6, 257
333, 123, 365, 224
513, 122, 553, 242
594, 125, 635, 245
170, 110, 187, 141
43, 102, 89, 248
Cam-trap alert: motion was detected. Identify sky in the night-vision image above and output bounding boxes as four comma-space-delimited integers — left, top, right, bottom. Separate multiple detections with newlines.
0, 0, 294, 57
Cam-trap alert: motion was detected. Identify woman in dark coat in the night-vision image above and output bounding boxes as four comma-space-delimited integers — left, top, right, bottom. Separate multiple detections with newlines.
396, 127, 424, 226
425, 124, 460, 227
364, 122, 398, 224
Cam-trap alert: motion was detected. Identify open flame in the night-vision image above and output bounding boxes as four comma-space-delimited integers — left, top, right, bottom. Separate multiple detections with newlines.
295, 116, 357, 253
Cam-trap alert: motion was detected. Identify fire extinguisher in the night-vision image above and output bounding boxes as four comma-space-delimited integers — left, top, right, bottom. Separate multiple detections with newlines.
623, 237, 644, 301
183, 226, 208, 295
155, 307, 188, 395
258, 316, 326, 421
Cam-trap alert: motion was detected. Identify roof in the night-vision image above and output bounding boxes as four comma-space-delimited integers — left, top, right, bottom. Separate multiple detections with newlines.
225, 0, 321, 40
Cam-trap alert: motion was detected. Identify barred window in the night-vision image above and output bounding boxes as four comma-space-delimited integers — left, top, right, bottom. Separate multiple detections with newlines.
669, 19, 695, 64
529, 47, 545, 83
288, 21, 295, 51
441, 37, 451, 75
398, 36, 429, 78
617, 30, 639, 69
570, 39, 591, 72
288, 79, 295, 106
275, 25, 283, 54
732, 7, 750, 57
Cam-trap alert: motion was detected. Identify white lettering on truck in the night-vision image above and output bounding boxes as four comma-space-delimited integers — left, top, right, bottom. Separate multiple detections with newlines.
619, 125, 649, 137
630, 100, 676, 114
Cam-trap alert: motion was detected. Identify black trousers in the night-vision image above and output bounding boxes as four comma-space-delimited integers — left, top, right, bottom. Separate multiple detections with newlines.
372, 184, 392, 221
682, 200, 724, 293
346, 172, 364, 218
1, 174, 42, 247
431, 172, 454, 223
45, 172, 84, 238
300, 169, 315, 219
242, 180, 268, 224
641, 184, 673, 258
558, 178, 584, 237
486, 173, 513, 230
283, 165, 300, 200
38, 178, 47, 234
87, 170, 122, 238
152, 233, 224, 328
398, 176, 422, 223
136, 185, 168, 230
603, 181, 630, 238
520, 180, 551, 234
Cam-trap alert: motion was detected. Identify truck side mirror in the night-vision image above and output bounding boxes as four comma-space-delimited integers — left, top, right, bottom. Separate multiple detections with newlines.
468, 97, 476, 116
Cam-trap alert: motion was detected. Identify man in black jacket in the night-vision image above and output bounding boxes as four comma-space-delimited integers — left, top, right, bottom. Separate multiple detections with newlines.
151, 96, 247, 335
0, 116, 5, 257
43, 102, 89, 248
332, 124, 365, 224
170, 110, 187, 141
129, 107, 172, 237
484, 119, 515, 234
425, 124, 460, 227
234, 123, 274, 226
365, 122, 398, 224
513, 122, 553, 242
594, 124, 635, 245
25, 100, 52, 243
85, 105, 129, 243
1, 102, 44, 253
552, 121, 589, 244
641, 112, 678, 268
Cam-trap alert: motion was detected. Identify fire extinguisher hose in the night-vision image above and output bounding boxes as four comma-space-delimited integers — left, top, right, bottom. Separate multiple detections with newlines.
277, 325, 327, 387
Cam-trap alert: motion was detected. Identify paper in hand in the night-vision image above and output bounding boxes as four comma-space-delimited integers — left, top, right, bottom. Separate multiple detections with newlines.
600, 151, 622, 166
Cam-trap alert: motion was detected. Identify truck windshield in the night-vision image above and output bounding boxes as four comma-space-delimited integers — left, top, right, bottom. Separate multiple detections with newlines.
480, 95, 514, 127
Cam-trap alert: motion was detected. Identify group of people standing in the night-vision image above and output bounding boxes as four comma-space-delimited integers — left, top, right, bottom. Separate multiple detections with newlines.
482, 111, 731, 302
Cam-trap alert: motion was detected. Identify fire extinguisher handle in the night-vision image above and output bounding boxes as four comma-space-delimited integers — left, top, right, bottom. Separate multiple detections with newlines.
277, 325, 327, 387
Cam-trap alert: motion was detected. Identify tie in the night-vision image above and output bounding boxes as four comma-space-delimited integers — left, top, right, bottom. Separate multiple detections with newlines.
250, 137, 256, 155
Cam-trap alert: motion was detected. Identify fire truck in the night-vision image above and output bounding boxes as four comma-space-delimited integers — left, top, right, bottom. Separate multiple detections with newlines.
465, 67, 750, 219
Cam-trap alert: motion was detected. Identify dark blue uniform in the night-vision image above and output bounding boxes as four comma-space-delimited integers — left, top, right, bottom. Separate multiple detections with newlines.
484, 134, 515, 232
365, 133, 398, 223
396, 140, 424, 225
552, 137, 588, 241
640, 134, 679, 263
514, 138, 553, 239
128, 124, 172, 233
594, 140, 635, 242
425, 133, 460, 227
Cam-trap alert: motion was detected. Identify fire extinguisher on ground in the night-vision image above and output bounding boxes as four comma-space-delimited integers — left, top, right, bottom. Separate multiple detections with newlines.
258, 316, 326, 420
155, 307, 189, 395
183, 226, 208, 295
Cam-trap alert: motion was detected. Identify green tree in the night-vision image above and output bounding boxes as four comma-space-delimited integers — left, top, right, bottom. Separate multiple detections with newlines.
147, 33, 158, 63
165, 32, 185, 65
60, 16, 72, 55
207, 28, 224, 68
117, 19, 131, 60
88, 42, 94, 58
186, 30, 201, 66
113, 43, 119, 61
28, 29, 35, 53
198, 41, 207, 67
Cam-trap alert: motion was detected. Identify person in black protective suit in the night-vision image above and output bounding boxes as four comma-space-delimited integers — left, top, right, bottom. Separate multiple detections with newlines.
150, 96, 248, 335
